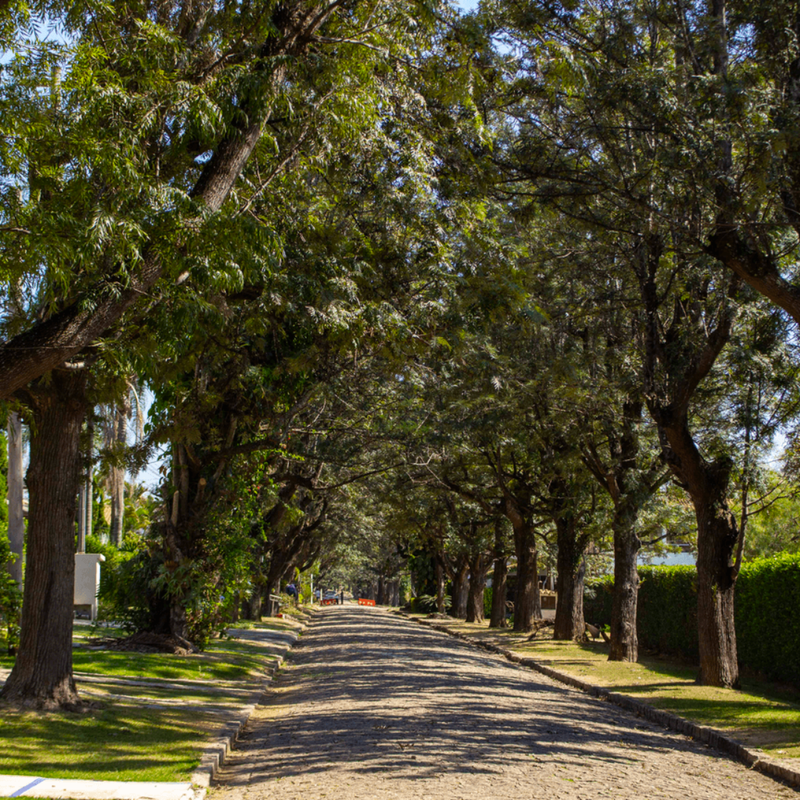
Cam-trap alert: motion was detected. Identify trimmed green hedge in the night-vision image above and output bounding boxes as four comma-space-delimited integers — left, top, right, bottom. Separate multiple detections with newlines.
584, 555, 800, 685
737, 553, 800, 685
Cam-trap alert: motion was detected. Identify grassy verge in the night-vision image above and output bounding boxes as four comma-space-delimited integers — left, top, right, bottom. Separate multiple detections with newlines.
407, 613, 800, 760
0, 615, 304, 782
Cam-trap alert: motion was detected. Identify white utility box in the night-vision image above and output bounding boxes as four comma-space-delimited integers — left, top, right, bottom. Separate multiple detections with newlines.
74, 552, 105, 621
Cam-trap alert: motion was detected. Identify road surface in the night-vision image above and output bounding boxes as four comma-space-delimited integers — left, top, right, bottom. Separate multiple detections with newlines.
213, 606, 796, 799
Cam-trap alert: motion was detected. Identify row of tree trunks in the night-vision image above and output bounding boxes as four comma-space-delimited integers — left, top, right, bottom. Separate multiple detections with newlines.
1, 372, 88, 708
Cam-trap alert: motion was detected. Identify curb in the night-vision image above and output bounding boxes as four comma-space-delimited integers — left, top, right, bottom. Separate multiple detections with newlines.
189, 622, 305, 792
401, 613, 800, 790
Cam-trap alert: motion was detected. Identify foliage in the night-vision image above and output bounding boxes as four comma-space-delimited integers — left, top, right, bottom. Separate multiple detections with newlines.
586, 556, 800, 687
737, 554, 800, 686
587, 567, 699, 661
411, 594, 451, 614
0, 534, 20, 655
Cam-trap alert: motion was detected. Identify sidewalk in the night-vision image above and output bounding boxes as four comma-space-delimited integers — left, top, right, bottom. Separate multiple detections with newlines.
0, 621, 304, 800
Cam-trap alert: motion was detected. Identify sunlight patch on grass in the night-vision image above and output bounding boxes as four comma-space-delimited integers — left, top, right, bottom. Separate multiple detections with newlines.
0, 704, 217, 781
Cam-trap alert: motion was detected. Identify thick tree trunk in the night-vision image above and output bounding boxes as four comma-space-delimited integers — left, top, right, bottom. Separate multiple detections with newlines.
553, 517, 586, 640
377, 575, 386, 605
466, 553, 488, 623
243, 585, 264, 620
450, 558, 469, 619
513, 521, 540, 633
6, 412, 24, 589
660, 419, 740, 686
608, 503, 640, 661
489, 556, 508, 628
1, 372, 87, 709
695, 498, 740, 687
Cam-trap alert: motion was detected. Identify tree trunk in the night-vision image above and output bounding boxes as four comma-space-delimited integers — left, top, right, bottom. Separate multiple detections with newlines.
695, 496, 740, 687
466, 553, 488, 623
553, 517, 586, 640
377, 575, 386, 605
450, 558, 469, 619
109, 404, 127, 547
435, 554, 447, 614
1, 372, 87, 709
658, 417, 740, 686
512, 520, 540, 633
489, 519, 509, 628
489, 556, 508, 628
6, 412, 24, 590
608, 502, 640, 661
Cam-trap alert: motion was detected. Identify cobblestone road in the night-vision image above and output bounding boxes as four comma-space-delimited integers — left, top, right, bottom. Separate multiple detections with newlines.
212, 606, 797, 799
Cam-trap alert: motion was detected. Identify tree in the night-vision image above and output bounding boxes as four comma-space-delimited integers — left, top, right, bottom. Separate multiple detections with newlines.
0, 0, 445, 709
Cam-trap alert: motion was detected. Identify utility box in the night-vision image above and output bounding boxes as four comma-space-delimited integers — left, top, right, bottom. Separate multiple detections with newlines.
74, 553, 105, 621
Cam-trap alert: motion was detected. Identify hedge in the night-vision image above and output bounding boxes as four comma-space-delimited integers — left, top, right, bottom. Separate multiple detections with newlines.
736, 553, 800, 686
583, 554, 800, 685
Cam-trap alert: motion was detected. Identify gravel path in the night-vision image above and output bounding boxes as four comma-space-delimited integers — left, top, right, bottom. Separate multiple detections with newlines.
212, 606, 797, 799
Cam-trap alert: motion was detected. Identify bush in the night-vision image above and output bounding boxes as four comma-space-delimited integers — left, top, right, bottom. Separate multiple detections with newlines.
583, 555, 800, 686
584, 576, 613, 627
737, 553, 800, 685
484, 586, 492, 619
637, 566, 699, 659
411, 594, 451, 613
0, 536, 20, 655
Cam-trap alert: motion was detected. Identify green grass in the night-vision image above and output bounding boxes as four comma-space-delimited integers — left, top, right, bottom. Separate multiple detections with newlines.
0, 704, 217, 781
0, 619, 303, 782
409, 613, 800, 760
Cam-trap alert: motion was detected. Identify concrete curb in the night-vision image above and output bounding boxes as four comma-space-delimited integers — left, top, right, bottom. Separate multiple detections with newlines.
401, 612, 800, 790
189, 622, 305, 791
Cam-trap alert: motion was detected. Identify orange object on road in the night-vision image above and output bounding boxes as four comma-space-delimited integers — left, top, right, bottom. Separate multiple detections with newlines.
358, 598, 376, 606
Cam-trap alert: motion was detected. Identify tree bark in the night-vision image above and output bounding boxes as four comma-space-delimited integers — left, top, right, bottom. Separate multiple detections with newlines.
466, 553, 488, 623
608, 501, 640, 661
1, 371, 87, 709
434, 553, 447, 614
6, 412, 24, 590
489, 519, 509, 628
450, 558, 469, 619
553, 516, 586, 640
109, 403, 127, 547
489, 556, 508, 628
695, 487, 740, 687
377, 575, 386, 605
512, 520, 540, 633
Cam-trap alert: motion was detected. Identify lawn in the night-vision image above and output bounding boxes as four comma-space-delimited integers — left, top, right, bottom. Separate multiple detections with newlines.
408, 614, 800, 760
0, 616, 304, 782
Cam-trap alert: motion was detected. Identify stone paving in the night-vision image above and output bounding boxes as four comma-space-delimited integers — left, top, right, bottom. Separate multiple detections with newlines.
212, 605, 798, 800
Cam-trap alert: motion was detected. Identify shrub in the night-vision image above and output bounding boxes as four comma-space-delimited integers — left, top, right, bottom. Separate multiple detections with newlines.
737, 553, 800, 685
484, 586, 493, 619
412, 594, 451, 613
584, 576, 613, 627
637, 565, 699, 659
582, 555, 800, 686
0, 536, 20, 655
